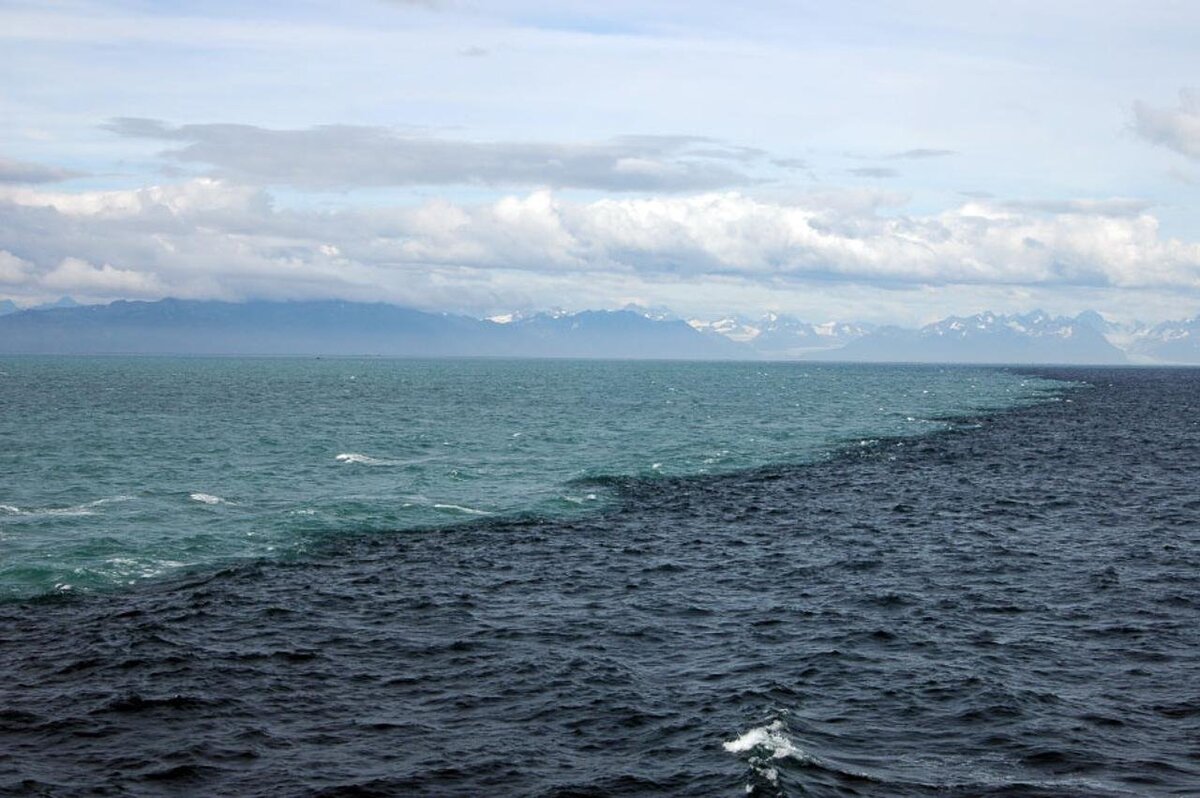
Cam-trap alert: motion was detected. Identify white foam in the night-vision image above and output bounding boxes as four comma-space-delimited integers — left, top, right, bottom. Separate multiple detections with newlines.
46, 505, 100, 517
433, 503, 491, 516
723, 720, 805, 757
335, 453, 397, 466
92, 495, 133, 505
724, 720, 815, 786
189, 492, 228, 505
0, 496, 132, 518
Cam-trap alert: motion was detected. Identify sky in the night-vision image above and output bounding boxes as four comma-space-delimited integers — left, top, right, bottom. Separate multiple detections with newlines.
2, 0, 1200, 325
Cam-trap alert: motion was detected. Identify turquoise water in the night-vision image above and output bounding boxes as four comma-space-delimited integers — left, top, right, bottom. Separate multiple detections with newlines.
0, 358, 1064, 598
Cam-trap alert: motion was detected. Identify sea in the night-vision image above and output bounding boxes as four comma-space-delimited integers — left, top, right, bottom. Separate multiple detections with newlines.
0, 358, 1197, 796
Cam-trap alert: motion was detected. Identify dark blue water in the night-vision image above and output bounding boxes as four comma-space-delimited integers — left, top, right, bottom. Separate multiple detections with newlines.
1, 366, 1198, 796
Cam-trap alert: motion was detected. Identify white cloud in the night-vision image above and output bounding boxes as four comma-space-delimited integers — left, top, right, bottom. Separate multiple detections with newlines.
0, 178, 267, 219
41, 257, 165, 296
1, 179, 1199, 319
0, 250, 34, 284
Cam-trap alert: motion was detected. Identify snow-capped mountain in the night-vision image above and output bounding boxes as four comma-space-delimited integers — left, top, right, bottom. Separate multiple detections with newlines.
823, 310, 1127, 364
486, 308, 570, 324
618, 303, 679, 322
923, 309, 1080, 339
688, 313, 872, 356
686, 316, 762, 343
1127, 317, 1200, 363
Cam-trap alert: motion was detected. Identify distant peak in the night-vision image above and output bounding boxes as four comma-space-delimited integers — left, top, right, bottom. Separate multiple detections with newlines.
33, 296, 81, 311
619, 303, 678, 322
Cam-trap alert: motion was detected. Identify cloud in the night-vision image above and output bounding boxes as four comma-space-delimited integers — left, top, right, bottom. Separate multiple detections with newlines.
848, 167, 898, 178
0, 157, 85, 184
375, 0, 446, 9
41, 257, 165, 295
1134, 89, 1200, 160
103, 118, 765, 192
0, 250, 35, 284
1001, 198, 1152, 217
885, 148, 955, 160
1167, 166, 1199, 186
2, 180, 1199, 314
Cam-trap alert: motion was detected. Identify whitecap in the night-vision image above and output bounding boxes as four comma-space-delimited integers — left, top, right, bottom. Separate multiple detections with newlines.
723, 720, 807, 758
89, 495, 133, 506
39, 506, 96, 517
432, 503, 491, 516
723, 719, 815, 787
335, 453, 397, 466
189, 492, 229, 505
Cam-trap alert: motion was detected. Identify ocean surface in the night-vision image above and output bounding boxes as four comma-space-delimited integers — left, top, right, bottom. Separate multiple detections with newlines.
0, 358, 1059, 599
1, 360, 1198, 796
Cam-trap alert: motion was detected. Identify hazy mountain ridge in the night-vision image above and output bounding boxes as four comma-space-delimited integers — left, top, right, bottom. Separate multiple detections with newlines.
0, 299, 735, 359
806, 310, 1128, 364
3, 299, 1200, 363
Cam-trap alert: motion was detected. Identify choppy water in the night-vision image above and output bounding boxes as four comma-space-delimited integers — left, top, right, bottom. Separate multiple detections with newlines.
0, 358, 1057, 598
2, 363, 1198, 797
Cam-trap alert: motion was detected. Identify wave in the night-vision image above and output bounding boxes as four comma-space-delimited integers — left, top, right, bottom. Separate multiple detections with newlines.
559, 493, 599, 505
721, 720, 1131, 795
335, 453, 399, 467
0, 496, 132, 518
724, 719, 816, 791
432, 503, 491, 516
189, 493, 230, 505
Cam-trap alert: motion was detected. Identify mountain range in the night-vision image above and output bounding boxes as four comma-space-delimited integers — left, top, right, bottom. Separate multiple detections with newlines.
2, 298, 1200, 363
687, 314, 875, 358
0, 299, 738, 359
815, 310, 1126, 365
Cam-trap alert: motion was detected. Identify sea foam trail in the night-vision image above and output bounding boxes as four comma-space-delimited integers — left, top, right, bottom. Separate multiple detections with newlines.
0, 496, 132, 518
335, 453, 397, 466
432, 503, 491, 516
